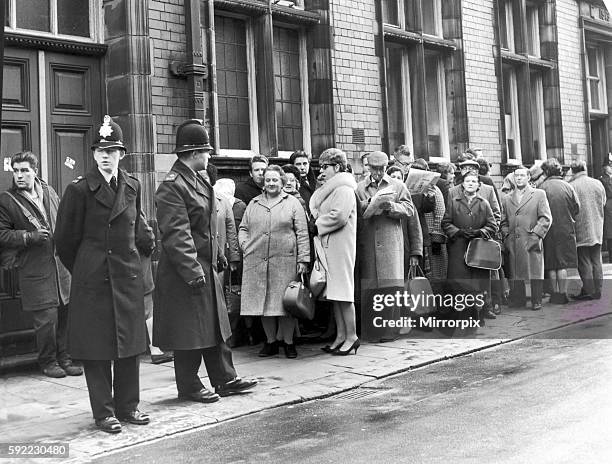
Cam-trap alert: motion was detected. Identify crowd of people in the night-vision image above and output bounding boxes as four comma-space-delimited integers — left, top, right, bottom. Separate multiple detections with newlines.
1, 114, 611, 434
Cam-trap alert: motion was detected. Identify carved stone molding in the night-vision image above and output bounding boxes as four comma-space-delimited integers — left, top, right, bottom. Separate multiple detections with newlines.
4, 33, 107, 56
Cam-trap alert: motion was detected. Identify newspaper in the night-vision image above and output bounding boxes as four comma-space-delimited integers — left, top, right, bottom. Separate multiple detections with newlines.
405, 170, 440, 195
363, 185, 396, 219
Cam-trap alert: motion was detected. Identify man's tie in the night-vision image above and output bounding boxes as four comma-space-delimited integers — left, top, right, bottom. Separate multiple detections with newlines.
110, 176, 118, 192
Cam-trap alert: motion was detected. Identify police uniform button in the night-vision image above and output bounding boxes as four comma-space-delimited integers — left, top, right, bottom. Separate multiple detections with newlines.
263, 257, 267, 261
130, 220, 135, 225
130, 248, 137, 254
104, 277, 110, 282
130, 275, 137, 279
108, 250, 112, 254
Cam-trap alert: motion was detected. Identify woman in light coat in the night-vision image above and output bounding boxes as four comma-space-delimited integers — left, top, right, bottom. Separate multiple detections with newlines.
309, 148, 359, 355
239, 165, 310, 358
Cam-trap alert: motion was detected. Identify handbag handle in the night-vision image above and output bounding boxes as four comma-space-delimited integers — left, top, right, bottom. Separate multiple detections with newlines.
408, 263, 425, 279
5, 192, 45, 230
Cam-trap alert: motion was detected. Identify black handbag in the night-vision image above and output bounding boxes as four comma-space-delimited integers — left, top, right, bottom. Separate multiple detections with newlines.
465, 238, 502, 270
224, 262, 241, 315
282, 274, 315, 320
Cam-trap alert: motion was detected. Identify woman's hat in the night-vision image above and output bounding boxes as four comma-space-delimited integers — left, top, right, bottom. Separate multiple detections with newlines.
91, 115, 125, 150
174, 119, 213, 153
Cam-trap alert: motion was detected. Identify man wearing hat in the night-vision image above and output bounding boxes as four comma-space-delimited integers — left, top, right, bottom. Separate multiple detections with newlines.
154, 119, 257, 404
356, 151, 416, 340
55, 115, 155, 433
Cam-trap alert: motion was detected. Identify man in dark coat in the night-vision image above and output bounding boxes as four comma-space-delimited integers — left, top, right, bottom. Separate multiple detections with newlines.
55, 116, 154, 434
0, 152, 80, 378
290, 150, 316, 211
154, 119, 256, 404
234, 155, 268, 206
539, 158, 580, 304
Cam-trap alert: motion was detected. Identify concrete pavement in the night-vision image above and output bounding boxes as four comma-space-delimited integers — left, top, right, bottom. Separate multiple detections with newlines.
1, 266, 611, 463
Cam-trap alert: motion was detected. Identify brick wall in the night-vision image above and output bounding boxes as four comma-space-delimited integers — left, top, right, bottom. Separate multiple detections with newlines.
462, 0, 503, 176
149, 0, 189, 181
329, 0, 383, 171
557, 0, 589, 160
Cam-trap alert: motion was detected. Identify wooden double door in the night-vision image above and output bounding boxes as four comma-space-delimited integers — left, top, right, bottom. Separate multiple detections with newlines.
1, 46, 104, 360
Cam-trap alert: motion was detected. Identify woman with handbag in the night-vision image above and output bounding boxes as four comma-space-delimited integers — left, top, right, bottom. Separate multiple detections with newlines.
309, 148, 360, 355
442, 171, 498, 322
239, 165, 310, 359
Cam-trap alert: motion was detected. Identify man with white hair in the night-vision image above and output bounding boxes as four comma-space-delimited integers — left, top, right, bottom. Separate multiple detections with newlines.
569, 160, 606, 300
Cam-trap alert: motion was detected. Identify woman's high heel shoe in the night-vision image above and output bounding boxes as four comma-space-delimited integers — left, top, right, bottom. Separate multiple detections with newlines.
333, 339, 360, 356
321, 341, 344, 354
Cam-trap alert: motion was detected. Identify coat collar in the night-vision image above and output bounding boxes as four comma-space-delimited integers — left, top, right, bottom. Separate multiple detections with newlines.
510, 184, 535, 210
86, 167, 137, 220
364, 173, 393, 189
252, 191, 289, 209
171, 160, 210, 197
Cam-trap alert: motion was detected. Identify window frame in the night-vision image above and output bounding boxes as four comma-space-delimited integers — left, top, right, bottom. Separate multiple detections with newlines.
500, 0, 516, 53
424, 53, 450, 162
212, 14, 311, 158
586, 46, 608, 115
530, 72, 546, 160
503, 66, 522, 163
382, 0, 405, 28
4, 0, 101, 43
385, 44, 414, 156
422, 0, 443, 38
526, 3, 541, 58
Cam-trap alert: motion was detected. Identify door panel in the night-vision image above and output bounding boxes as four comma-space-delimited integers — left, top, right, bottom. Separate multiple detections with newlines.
46, 52, 102, 195
1, 48, 39, 193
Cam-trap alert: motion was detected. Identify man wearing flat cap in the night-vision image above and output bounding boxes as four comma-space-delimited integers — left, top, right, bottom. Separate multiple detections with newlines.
55, 115, 155, 434
356, 151, 416, 340
154, 119, 256, 404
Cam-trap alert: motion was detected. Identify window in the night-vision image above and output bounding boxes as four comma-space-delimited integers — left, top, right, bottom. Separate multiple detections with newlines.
214, 15, 310, 157
274, 27, 304, 153
382, 0, 402, 27
503, 66, 522, 162
215, 16, 252, 151
586, 46, 607, 114
422, 0, 443, 37
385, 45, 413, 154
526, 4, 541, 57
530, 72, 546, 159
499, 0, 515, 52
4, 0, 98, 40
425, 54, 449, 158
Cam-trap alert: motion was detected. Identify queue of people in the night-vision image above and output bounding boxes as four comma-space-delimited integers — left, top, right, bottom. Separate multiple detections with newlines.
1, 113, 611, 434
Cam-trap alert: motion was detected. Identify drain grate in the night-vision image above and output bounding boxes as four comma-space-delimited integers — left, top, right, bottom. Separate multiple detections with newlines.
333, 388, 387, 400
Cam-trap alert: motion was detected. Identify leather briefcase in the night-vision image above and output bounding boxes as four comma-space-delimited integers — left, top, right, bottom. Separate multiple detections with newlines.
283, 274, 315, 320
465, 238, 502, 270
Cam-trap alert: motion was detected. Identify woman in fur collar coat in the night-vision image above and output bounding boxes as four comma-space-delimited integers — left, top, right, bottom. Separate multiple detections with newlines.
309, 149, 360, 355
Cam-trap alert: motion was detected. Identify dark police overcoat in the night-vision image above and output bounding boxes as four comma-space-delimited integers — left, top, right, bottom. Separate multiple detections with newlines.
153, 160, 231, 351
55, 168, 150, 360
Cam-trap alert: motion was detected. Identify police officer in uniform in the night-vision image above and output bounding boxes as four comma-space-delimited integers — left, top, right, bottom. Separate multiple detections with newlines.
154, 119, 256, 403
55, 116, 154, 433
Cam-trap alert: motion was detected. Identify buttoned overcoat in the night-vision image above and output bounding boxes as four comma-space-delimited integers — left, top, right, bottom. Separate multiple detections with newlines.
153, 161, 231, 350
55, 168, 150, 360
238, 192, 310, 316
501, 186, 552, 280
442, 190, 497, 281
356, 175, 414, 286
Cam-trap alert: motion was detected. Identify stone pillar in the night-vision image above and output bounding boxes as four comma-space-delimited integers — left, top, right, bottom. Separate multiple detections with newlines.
104, 0, 156, 218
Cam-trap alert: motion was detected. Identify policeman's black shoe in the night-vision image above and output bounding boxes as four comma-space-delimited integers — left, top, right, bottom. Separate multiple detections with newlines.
258, 341, 278, 357
215, 378, 257, 397
95, 416, 122, 434
571, 293, 594, 301
117, 410, 150, 425
531, 303, 543, 311
178, 388, 220, 403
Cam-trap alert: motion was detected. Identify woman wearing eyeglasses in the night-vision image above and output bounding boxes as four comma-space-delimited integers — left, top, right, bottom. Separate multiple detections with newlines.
309, 149, 360, 355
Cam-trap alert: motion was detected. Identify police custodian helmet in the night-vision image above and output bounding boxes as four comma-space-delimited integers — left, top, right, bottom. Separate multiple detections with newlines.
91, 115, 126, 151
173, 119, 213, 154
